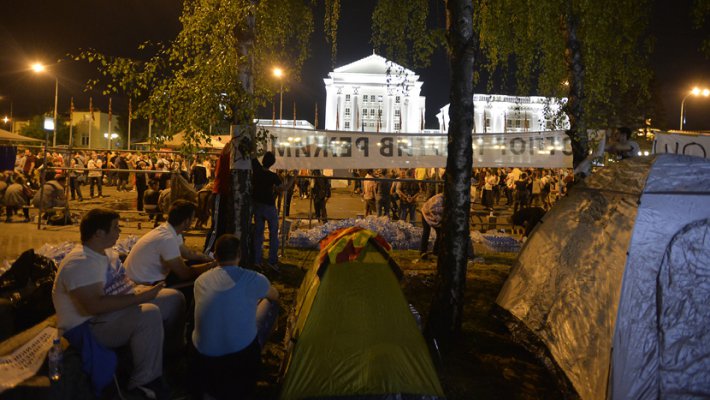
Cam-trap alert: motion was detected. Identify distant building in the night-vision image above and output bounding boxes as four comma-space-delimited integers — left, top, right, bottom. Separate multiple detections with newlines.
436, 94, 569, 133
69, 110, 120, 149
324, 53, 426, 133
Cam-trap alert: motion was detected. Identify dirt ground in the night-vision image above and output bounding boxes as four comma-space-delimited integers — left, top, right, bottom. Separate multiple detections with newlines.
252, 247, 563, 400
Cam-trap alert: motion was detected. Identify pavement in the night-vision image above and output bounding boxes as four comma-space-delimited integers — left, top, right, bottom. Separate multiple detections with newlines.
0, 182, 516, 262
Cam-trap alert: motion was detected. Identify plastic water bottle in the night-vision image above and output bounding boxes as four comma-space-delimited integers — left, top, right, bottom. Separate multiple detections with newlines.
48, 338, 62, 382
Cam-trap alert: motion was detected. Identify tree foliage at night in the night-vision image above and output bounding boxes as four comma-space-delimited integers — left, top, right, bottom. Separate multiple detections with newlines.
693, 0, 710, 58
474, 0, 654, 166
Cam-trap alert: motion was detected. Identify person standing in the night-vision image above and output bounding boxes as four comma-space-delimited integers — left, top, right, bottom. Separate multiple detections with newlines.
252, 152, 294, 271
375, 169, 392, 218
396, 169, 420, 223
69, 152, 85, 201
362, 169, 377, 216
135, 158, 148, 212
311, 169, 330, 223
190, 234, 279, 399
87, 153, 103, 198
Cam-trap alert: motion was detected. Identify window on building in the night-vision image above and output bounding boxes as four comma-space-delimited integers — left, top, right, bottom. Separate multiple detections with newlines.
363, 95, 369, 102
81, 135, 89, 146
345, 108, 351, 117
370, 109, 375, 117
377, 95, 383, 102
515, 119, 521, 128
485, 118, 491, 128
506, 119, 513, 128
345, 94, 351, 102
345, 121, 350, 129
394, 109, 401, 117
395, 122, 401, 130
362, 108, 368, 117
378, 109, 382, 117
395, 96, 401, 104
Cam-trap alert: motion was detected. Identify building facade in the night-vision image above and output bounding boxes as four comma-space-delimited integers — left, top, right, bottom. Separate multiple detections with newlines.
69, 110, 121, 149
324, 53, 426, 133
436, 94, 569, 133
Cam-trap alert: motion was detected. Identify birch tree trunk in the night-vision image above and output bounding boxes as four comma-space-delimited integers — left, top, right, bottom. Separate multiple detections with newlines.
425, 0, 474, 348
232, 0, 257, 262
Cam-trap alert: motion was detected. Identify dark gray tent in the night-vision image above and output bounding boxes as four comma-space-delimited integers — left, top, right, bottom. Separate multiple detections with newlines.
496, 154, 710, 400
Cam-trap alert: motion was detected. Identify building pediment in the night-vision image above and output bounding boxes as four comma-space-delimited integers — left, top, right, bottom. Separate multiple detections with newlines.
331, 53, 416, 78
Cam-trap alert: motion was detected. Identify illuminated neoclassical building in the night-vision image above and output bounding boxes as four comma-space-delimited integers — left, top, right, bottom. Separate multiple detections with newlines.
323, 53, 426, 133
323, 53, 568, 134
435, 95, 569, 133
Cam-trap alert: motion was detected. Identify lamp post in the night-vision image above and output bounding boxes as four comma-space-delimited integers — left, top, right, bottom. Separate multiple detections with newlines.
30, 63, 58, 147
679, 86, 710, 130
273, 67, 284, 126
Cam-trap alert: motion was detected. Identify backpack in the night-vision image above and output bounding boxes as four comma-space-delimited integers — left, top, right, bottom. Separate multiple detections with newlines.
0, 249, 57, 334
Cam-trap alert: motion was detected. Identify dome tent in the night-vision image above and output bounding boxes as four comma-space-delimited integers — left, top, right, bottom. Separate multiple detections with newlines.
495, 154, 710, 400
280, 227, 444, 400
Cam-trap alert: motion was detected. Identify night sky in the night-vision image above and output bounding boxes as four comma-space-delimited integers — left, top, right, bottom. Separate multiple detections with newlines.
1, 0, 708, 133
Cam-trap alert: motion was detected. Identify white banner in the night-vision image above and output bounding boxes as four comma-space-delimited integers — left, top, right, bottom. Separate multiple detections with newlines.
0, 327, 56, 393
653, 131, 710, 159
266, 127, 573, 170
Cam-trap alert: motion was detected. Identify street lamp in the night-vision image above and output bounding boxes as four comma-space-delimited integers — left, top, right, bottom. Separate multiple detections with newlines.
273, 67, 284, 126
679, 86, 710, 130
104, 132, 118, 150
30, 62, 59, 147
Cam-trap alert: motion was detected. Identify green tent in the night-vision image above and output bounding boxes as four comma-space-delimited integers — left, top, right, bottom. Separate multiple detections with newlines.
280, 227, 445, 400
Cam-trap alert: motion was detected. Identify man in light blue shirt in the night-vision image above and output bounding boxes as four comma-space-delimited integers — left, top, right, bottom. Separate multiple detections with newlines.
190, 234, 279, 399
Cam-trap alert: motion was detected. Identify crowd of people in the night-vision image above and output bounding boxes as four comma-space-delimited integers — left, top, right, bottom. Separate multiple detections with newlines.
53, 201, 279, 399
0, 147, 217, 223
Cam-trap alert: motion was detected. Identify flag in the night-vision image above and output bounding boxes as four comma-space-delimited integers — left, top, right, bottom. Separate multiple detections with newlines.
89, 97, 94, 120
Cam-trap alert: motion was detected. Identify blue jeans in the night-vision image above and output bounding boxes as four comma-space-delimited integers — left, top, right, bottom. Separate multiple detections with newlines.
253, 202, 279, 265
399, 201, 416, 223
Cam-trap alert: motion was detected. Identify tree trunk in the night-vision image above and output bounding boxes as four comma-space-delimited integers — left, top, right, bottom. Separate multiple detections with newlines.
425, 0, 474, 349
563, 5, 587, 169
231, 1, 257, 262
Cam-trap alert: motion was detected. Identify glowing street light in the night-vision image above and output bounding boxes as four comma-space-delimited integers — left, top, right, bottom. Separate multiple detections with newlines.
30, 62, 59, 147
273, 67, 285, 126
679, 86, 710, 130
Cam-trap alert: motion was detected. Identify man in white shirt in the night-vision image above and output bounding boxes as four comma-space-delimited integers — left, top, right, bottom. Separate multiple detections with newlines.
125, 200, 216, 350
52, 209, 167, 397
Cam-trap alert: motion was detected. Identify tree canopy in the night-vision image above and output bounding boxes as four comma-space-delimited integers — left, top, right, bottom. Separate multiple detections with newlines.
474, 0, 654, 163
